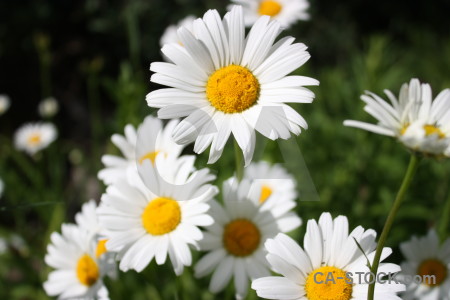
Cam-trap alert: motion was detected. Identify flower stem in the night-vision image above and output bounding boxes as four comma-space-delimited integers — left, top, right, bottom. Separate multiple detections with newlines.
125, 0, 141, 71
439, 193, 450, 241
10, 151, 44, 190
34, 33, 52, 98
87, 63, 102, 172
234, 139, 244, 181
368, 154, 420, 300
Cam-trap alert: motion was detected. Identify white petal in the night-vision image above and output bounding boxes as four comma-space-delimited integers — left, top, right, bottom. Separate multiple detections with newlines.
343, 120, 396, 136
195, 248, 227, 277
178, 26, 215, 73
224, 6, 244, 65
252, 276, 303, 299
234, 258, 249, 299
210, 256, 234, 293
304, 219, 323, 268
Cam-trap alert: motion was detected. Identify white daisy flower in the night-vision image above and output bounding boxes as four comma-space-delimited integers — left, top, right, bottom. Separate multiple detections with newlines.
344, 78, 450, 157
399, 229, 450, 300
252, 212, 405, 300
14, 122, 57, 155
75, 200, 117, 276
38, 97, 59, 118
98, 156, 217, 275
244, 160, 297, 215
229, 0, 310, 28
0, 94, 10, 115
194, 177, 301, 299
98, 115, 183, 185
160, 15, 196, 47
44, 223, 112, 300
146, 6, 318, 166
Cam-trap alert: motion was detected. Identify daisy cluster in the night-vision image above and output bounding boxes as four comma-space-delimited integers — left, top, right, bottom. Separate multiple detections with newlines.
43, 111, 407, 300
40, 1, 450, 300
43, 111, 306, 299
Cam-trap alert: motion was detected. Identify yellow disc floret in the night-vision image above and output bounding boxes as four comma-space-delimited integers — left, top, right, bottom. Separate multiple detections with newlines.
418, 259, 447, 286
142, 197, 181, 235
223, 219, 261, 257
95, 239, 108, 258
76, 254, 99, 286
401, 123, 446, 139
423, 124, 445, 139
206, 65, 260, 114
400, 123, 410, 135
305, 266, 353, 300
139, 151, 160, 165
27, 133, 42, 146
259, 185, 273, 203
258, 0, 283, 17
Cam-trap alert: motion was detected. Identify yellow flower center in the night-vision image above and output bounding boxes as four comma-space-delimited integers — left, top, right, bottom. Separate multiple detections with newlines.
418, 259, 448, 286
27, 133, 41, 146
223, 219, 261, 257
206, 65, 260, 114
76, 254, 99, 286
258, 0, 283, 17
142, 197, 181, 235
259, 185, 273, 203
138, 151, 161, 164
95, 239, 108, 258
400, 123, 446, 139
400, 123, 409, 135
305, 266, 353, 300
423, 125, 445, 139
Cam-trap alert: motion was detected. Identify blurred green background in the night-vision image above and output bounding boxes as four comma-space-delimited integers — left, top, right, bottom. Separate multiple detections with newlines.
1, 0, 450, 299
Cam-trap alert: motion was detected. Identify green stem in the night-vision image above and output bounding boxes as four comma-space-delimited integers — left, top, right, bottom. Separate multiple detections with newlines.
368, 155, 420, 300
125, 1, 141, 71
35, 33, 52, 98
87, 70, 101, 171
39, 52, 52, 98
439, 193, 450, 241
10, 151, 44, 189
234, 139, 244, 182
